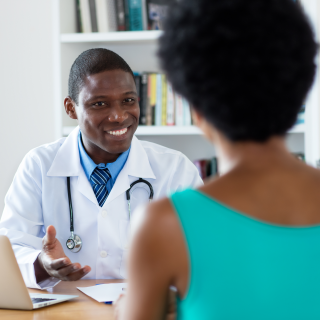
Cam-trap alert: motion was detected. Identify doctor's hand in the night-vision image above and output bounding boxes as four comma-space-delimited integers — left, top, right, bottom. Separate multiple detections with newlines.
34, 225, 91, 283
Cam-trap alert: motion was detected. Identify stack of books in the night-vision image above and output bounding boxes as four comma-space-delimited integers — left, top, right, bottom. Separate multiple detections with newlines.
75, 0, 169, 33
134, 72, 192, 126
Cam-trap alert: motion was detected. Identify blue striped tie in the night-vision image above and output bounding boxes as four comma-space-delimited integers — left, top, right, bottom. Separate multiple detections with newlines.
90, 167, 111, 207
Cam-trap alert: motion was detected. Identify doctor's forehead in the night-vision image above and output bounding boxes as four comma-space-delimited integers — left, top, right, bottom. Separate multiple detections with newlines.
81, 69, 136, 97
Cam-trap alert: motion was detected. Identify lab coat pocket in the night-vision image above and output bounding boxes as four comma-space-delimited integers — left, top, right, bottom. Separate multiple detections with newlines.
119, 219, 130, 278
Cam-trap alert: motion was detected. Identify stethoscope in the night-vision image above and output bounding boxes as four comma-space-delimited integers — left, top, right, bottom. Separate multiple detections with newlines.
66, 177, 154, 253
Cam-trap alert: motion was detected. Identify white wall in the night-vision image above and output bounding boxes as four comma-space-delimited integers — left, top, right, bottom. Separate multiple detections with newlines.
0, 0, 55, 214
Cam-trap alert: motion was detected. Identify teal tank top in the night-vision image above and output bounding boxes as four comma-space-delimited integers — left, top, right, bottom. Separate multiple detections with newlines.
170, 189, 320, 320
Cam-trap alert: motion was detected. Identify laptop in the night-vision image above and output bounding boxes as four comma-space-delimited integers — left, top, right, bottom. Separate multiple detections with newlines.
0, 235, 78, 310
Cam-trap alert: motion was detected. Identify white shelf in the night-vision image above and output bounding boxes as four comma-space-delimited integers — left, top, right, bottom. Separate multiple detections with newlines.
62, 124, 304, 137
60, 30, 162, 44
136, 126, 202, 135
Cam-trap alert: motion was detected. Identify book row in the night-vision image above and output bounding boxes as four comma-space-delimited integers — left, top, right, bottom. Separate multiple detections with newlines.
75, 0, 169, 33
134, 73, 192, 126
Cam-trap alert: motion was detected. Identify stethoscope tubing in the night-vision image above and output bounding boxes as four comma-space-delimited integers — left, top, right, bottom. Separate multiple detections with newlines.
66, 177, 154, 252
126, 178, 154, 201
67, 177, 74, 233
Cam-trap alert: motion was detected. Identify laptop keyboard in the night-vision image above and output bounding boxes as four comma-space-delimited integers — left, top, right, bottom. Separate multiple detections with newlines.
31, 298, 56, 304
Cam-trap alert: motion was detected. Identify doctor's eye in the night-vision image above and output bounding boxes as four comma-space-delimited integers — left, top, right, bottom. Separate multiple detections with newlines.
123, 98, 135, 103
93, 101, 106, 107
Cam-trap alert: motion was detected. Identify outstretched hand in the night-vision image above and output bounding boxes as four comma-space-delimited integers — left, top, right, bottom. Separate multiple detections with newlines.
34, 225, 91, 283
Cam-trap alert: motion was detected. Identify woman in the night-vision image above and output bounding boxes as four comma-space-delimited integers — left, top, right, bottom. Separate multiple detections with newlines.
115, 0, 320, 319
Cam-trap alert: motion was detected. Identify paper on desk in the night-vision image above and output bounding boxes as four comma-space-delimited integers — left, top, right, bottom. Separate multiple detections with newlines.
77, 283, 128, 303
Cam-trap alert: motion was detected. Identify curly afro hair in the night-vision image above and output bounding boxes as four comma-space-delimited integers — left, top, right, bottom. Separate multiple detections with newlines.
158, 0, 317, 142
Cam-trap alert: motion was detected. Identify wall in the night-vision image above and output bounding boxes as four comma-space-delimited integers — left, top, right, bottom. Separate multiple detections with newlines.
0, 0, 55, 215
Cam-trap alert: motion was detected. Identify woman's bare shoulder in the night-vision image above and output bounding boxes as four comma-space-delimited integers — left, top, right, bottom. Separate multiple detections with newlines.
130, 196, 189, 293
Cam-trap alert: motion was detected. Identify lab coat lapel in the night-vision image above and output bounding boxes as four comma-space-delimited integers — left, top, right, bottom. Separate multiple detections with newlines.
126, 136, 156, 179
77, 167, 98, 205
47, 126, 97, 205
104, 136, 156, 205
47, 126, 81, 177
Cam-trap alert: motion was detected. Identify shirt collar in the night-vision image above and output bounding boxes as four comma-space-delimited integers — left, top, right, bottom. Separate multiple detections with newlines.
78, 131, 130, 182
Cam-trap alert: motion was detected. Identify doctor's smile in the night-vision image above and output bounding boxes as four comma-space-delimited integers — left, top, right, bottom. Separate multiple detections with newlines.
106, 127, 128, 136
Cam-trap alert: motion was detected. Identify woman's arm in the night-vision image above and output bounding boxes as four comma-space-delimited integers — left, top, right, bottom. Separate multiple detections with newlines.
116, 199, 189, 320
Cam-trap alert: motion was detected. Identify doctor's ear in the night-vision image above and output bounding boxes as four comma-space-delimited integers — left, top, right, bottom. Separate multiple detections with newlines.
64, 97, 78, 120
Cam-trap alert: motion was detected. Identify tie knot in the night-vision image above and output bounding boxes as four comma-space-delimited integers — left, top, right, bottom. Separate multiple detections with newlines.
91, 167, 111, 185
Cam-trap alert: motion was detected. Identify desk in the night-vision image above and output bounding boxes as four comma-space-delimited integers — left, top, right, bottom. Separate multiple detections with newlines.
0, 279, 121, 320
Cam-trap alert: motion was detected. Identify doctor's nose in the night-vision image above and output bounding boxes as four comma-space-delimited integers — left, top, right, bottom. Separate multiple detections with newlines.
107, 105, 128, 123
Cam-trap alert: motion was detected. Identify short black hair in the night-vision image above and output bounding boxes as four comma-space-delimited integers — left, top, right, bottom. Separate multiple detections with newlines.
68, 48, 134, 104
158, 0, 318, 142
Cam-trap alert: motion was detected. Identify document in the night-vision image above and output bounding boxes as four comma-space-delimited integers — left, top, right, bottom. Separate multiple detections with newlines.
77, 283, 128, 303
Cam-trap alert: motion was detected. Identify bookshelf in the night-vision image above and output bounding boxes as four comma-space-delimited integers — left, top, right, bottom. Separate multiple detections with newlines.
54, 0, 320, 164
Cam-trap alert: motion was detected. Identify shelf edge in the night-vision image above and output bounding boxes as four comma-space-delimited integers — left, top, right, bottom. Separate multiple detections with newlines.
60, 30, 162, 43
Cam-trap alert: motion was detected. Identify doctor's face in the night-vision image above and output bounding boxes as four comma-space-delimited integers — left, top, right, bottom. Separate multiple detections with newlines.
68, 69, 140, 161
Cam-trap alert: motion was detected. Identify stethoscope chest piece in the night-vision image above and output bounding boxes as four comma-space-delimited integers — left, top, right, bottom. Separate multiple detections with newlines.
66, 232, 82, 253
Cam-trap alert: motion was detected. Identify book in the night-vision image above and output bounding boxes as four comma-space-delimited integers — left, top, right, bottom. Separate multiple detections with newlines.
140, 73, 148, 125
174, 93, 184, 126
115, 0, 126, 31
141, 0, 148, 30
166, 82, 175, 126
79, 0, 92, 33
89, 0, 98, 32
95, 0, 117, 32
149, 74, 157, 125
106, 0, 118, 31
182, 98, 192, 125
127, 0, 144, 31
75, 0, 83, 32
155, 73, 162, 126
134, 73, 141, 99
146, 0, 170, 30
124, 0, 130, 30
134, 73, 142, 123
161, 74, 167, 126
146, 74, 153, 126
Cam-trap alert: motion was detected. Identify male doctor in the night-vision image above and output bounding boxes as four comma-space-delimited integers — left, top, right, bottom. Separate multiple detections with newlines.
0, 48, 202, 289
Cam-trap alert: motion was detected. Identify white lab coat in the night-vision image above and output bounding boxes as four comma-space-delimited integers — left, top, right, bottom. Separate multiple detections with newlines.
0, 126, 202, 289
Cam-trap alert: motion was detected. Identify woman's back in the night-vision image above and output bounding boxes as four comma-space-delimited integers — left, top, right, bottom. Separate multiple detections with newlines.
172, 188, 320, 320
201, 142, 320, 227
